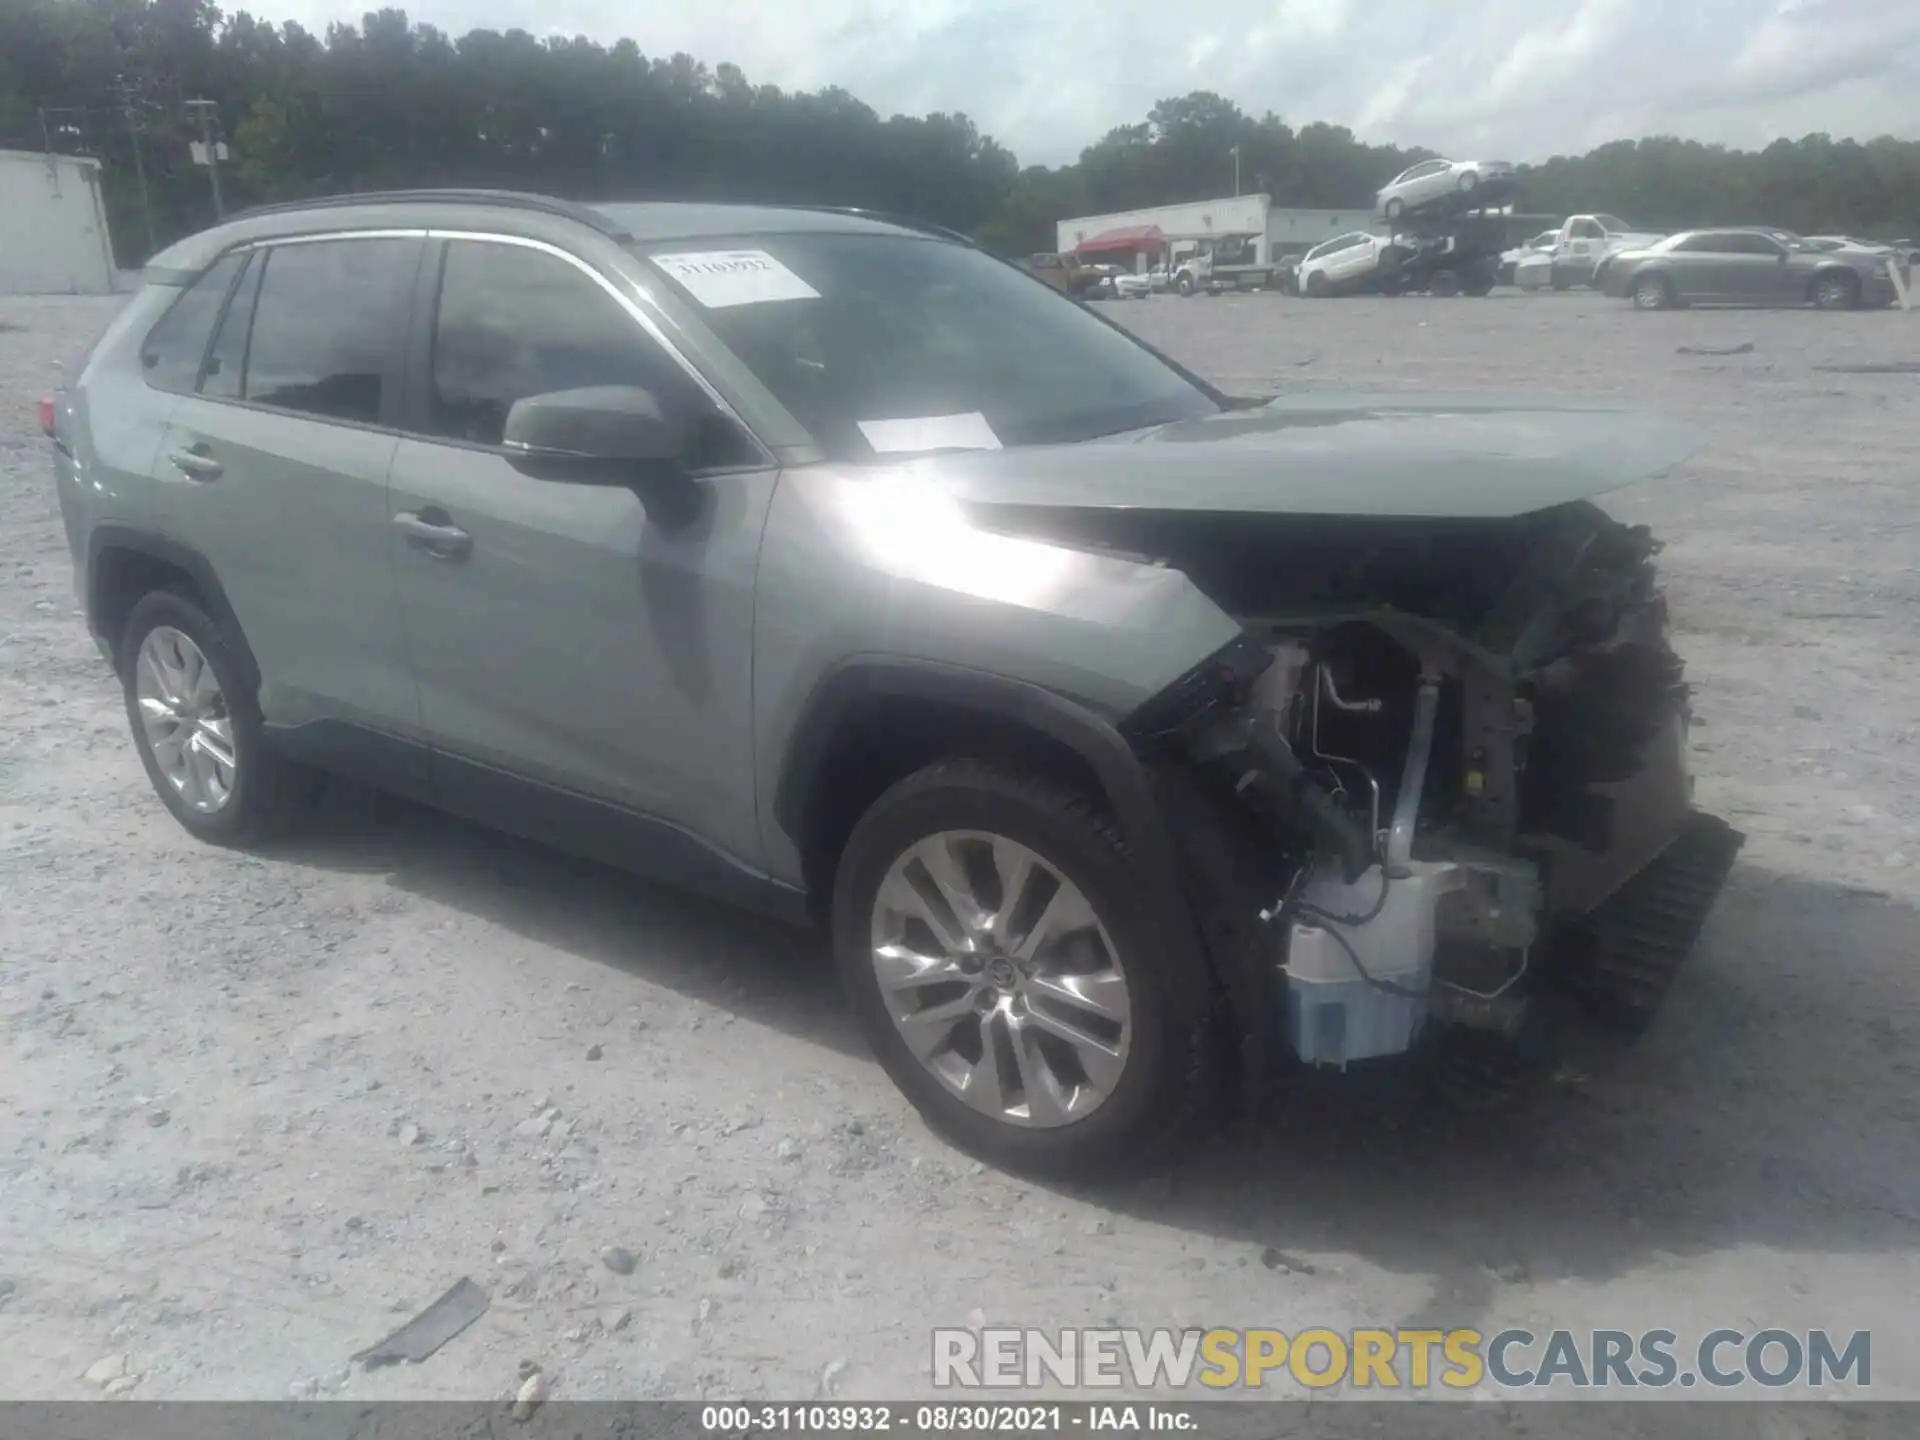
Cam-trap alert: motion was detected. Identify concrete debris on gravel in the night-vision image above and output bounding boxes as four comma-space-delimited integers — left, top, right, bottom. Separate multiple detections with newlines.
0, 293, 1916, 1401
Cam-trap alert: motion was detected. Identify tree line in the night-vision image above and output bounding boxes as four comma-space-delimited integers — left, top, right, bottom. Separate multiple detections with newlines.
5, 0, 1918, 268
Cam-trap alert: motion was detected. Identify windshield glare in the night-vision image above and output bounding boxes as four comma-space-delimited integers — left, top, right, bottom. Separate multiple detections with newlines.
1594, 215, 1630, 232
643, 232, 1219, 460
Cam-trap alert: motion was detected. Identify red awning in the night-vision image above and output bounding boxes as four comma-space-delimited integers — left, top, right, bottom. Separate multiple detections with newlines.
1072, 224, 1165, 255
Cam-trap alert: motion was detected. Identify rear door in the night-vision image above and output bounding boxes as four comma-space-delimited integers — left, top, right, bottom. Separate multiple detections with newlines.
153, 233, 424, 749
1725, 232, 1795, 302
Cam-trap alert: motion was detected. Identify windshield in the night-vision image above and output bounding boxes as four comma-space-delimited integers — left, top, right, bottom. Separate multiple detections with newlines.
643, 232, 1218, 460
1594, 215, 1630, 233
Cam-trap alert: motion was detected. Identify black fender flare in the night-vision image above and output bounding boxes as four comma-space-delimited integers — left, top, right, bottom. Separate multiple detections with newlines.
86, 525, 259, 692
774, 659, 1171, 867
774, 656, 1225, 1031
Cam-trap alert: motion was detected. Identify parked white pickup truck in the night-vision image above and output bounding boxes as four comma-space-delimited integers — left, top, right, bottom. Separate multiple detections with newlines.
1548, 214, 1666, 289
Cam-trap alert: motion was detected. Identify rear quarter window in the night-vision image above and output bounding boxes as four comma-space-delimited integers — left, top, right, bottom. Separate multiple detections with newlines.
138, 252, 246, 394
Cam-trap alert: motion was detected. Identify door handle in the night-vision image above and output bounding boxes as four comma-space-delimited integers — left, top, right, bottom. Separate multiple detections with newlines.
393, 510, 472, 560
168, 445, 222, 481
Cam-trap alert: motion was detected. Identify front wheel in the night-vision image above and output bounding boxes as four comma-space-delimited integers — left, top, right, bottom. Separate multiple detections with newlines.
1176, 273, 1195, 296
1305, 270, 1331, 297
1383, 197, 1404, 223
832, 759, 1222, 1178
1812, 270, 1860, 310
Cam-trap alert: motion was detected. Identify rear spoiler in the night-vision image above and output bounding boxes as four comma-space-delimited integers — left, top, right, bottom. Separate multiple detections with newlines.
135, 265, 198, 288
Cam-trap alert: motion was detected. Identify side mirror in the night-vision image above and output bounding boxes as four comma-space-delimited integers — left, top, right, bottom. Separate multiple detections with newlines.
502, 385, 702, 524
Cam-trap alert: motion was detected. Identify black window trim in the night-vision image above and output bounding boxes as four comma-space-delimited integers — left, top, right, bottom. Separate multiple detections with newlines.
404, 229, 776, 475
196, 247, 261, 398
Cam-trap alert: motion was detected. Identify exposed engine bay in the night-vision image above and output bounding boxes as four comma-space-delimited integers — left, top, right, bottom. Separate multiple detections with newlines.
1096, 498, 1746, 1070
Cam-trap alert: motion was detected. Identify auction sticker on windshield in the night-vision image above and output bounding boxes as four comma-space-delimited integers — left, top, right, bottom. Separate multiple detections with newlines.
651, 250, 820, 307
858, 413, 1002, 454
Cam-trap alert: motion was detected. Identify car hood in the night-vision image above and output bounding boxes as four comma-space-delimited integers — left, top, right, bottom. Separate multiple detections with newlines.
910, 392, 1706, 521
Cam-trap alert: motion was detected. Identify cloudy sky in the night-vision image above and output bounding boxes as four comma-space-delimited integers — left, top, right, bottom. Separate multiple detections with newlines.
243, 0, 1920, 166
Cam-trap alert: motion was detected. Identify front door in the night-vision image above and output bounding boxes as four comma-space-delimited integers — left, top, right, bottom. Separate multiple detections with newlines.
153, 235, 423, 747
386, 236, 775, 867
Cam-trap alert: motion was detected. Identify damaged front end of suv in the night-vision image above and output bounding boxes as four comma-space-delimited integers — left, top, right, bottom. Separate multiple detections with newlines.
903, 393, 1743, 1094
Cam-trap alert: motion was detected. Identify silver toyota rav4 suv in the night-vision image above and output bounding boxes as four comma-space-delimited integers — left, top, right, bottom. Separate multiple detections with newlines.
49, 190, 1740, 1176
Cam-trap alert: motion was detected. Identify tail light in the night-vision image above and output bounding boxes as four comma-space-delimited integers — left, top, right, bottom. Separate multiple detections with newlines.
38, 395, 57, 438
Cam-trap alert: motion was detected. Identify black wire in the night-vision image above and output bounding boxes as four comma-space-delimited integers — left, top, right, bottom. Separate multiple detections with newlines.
1276, 865, 1420, 999
1299, 914, 1430, 1001
1296, 863, 1391, 927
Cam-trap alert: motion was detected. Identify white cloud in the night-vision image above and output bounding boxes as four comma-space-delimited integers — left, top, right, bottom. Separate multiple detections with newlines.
234, 0, 1920, 164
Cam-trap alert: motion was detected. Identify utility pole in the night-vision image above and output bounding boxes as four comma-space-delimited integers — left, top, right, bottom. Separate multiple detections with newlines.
183, 98, 224, 219
1230, 144, 1242, 197
116, 78, 158, 255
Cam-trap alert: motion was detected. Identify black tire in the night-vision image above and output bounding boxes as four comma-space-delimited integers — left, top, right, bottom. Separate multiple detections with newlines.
1305, 270, 1331, 298
831, 759, 1223, 1179
1458, 169, 1479, 195
1550, 268, 1573, 292
1176, 273, 1195, 297
120, 588, 318, 846
1462, 269, 1494, 297
1812, 269, 1860, 311
1383, 197, 1404, 223
1631, 273, 1674, 311
1430, 267, 1462, 298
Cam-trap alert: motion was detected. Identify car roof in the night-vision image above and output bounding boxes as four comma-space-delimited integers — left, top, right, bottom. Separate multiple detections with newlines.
141, 189, 944, 280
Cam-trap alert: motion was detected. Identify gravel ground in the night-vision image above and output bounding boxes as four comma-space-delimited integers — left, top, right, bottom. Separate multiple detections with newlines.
1, 287, 1916, 1416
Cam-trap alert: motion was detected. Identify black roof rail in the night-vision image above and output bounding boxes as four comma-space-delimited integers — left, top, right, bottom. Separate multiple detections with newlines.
229, 188, 632, 240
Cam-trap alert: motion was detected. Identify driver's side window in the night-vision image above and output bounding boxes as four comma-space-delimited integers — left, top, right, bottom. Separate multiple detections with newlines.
425, 239, 755, 467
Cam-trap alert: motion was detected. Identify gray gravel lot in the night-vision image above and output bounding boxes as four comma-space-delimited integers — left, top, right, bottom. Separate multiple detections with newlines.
1, 287, 1916, 1413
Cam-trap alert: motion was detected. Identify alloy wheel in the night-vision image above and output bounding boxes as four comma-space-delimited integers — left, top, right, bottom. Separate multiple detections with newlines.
868, 829, 1132, 1128
135, 625, 237, 813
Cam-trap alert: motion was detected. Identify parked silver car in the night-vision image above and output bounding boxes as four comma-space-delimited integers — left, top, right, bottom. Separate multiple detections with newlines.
45, 190, 1738, 1176
1376, 158, 1517, 223
1599, 227, 1898, 310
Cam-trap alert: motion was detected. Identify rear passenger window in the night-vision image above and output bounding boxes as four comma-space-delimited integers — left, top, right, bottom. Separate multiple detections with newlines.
244, 238, 416, 425
426, 239, 753, 466
139, 251, 245, 393
200, 251, 263, 401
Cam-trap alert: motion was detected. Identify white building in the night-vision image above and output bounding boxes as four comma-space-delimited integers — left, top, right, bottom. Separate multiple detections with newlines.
1057, 194, 1385, 266
0, 150, 119, 295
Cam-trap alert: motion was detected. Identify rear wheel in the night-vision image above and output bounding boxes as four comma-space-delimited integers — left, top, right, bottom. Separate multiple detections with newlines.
1550, 268, 1573, 292
1457, 170, 1479, 197
1462, 269, 1495, 297
1632, 273, 1674, 311
120, 589, 317, 846
1430, 267, 1462, 298
832, 759, 1222, 1178
1812, 270, 1860, 310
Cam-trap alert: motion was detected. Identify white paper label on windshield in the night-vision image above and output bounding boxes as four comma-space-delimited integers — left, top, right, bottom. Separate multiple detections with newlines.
857, 413, 1002, 454
651, 250, 819, 308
